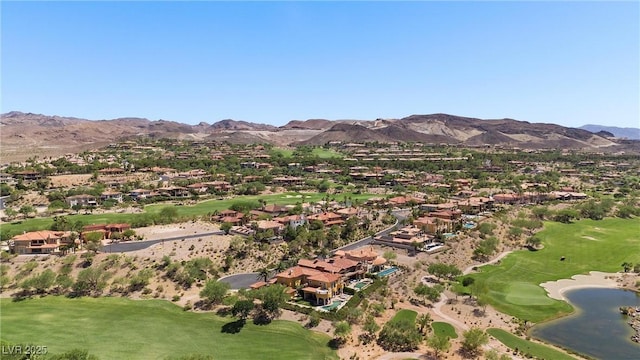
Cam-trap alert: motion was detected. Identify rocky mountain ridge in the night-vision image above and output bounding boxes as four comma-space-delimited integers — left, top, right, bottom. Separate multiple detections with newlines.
1, 111, 638, 162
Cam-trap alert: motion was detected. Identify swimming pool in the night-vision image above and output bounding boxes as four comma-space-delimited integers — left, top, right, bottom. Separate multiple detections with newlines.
377, 267, 399, 277
321, 300, 343, 311
353, 280, 371, 290
463, 222, 476, 229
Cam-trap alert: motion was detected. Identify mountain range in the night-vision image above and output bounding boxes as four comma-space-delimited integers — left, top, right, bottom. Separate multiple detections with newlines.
1, 111, 638, 162
579, 124, 640, 140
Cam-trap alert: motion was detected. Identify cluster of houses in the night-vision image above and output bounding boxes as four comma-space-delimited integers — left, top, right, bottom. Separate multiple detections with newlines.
211, 204, 368, 239
249, 247, 387, 306
9, 223, 131, 255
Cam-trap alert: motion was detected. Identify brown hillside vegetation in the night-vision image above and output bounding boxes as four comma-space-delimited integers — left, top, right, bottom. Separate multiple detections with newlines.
2, 111, 639, 162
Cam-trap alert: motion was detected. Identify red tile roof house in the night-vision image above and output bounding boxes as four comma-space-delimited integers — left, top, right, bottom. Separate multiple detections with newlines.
261, 204, 288, 215
492, 193, 521, 205
298, 257, 365, 280
273, 214, 307, 229
307, 212, 344, 227
388, 196, 425, 207
255, 220, 285, 234
274, 266, 344, 305
333, 247, 388, 273
413, 216, 454, 235
186, 183, 209, 193
11, 230, 72, 255
82, 223, 131, 241
204, 181, 231, 192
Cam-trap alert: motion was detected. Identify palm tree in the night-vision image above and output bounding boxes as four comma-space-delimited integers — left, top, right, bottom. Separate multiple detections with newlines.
257, 267, 271, 282
416, 313, 432, 334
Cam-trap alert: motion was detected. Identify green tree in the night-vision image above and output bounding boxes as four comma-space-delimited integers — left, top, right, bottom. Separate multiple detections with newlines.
416, 313, 432, 333
377, 318, 422, 352
122, 229, 136, 240
159, 206, 179, 223
260, 284, 287, 318
19, 205, 35, 218
199, 279, 229, 305
461, 327, 489, 356
231, 299, 255, 320
307, 311, 321, 328
4, 208, 18, 221
256, 267, 271, 282
21, 269, 56, 294
531, 206, 550, 220
621, 262, 633, 273
333, 321, 352, 346
220, 222, 233, 235
426, 334, 451, 359
553, 208, 579, 223
83, 231, 104, 253
73, 267, 109, 296
526, 235, 542, 250
55, 274, 74, 293
427, 263, 462, 280
129, 268, 154, 292
363, 315, 380, 336
383, 251, 397, 263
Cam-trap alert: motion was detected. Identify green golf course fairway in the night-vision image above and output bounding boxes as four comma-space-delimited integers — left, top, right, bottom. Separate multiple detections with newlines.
0, 296, 337, 360
389, 309, 417, 324
487, 328, 577, 360
431, 322, 457, 339
472, 217, 640, 323
2, 192, 376, 235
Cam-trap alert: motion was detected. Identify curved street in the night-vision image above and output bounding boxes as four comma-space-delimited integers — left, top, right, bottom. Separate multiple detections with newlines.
218, 272, 262, 289
219, 209, 409, 289
104, 231, 223, 253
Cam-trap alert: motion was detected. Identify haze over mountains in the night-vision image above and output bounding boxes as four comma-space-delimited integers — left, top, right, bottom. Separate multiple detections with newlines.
1, 111, 638, 162
579, 125, 640, 140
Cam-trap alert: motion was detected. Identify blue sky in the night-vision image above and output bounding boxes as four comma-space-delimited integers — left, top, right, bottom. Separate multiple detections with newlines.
2, 1, 638, 128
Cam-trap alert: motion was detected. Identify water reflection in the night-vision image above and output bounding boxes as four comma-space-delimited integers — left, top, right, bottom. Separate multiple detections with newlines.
531, 288, 640, 360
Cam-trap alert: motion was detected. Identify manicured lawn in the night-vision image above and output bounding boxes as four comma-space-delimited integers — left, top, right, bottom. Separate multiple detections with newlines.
389, 309, 417, 324
270, 147, 342, 159
431, 321, 457, 339
3, 213, 135, 235
471, 217, 640, 322
310, 148, 342, 159
2, 192, 377, 235
487, 328, 577, 360
0, 296, 337, 360
145, 192, 376, 216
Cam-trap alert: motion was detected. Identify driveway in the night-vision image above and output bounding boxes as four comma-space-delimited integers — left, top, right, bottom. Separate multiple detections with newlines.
336, 209, 407, 252
218, 272, 262, 289
219, 210, 409, 289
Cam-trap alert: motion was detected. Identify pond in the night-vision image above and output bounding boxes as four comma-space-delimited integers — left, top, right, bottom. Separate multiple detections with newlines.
530, 288, 640, 360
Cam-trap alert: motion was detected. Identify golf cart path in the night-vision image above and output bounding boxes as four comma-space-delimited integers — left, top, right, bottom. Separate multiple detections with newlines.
462, 250, 513, 275
377, 251, 526, 360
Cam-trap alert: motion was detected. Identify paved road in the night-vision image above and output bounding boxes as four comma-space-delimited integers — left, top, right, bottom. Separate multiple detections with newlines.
219, 209, 410, 289
335, 209, 408, 252
104, 231, 223, 253
218, 272, 262, 289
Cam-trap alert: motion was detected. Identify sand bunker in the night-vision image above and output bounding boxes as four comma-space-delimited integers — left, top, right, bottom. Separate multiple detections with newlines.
540, 271, 620, 301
